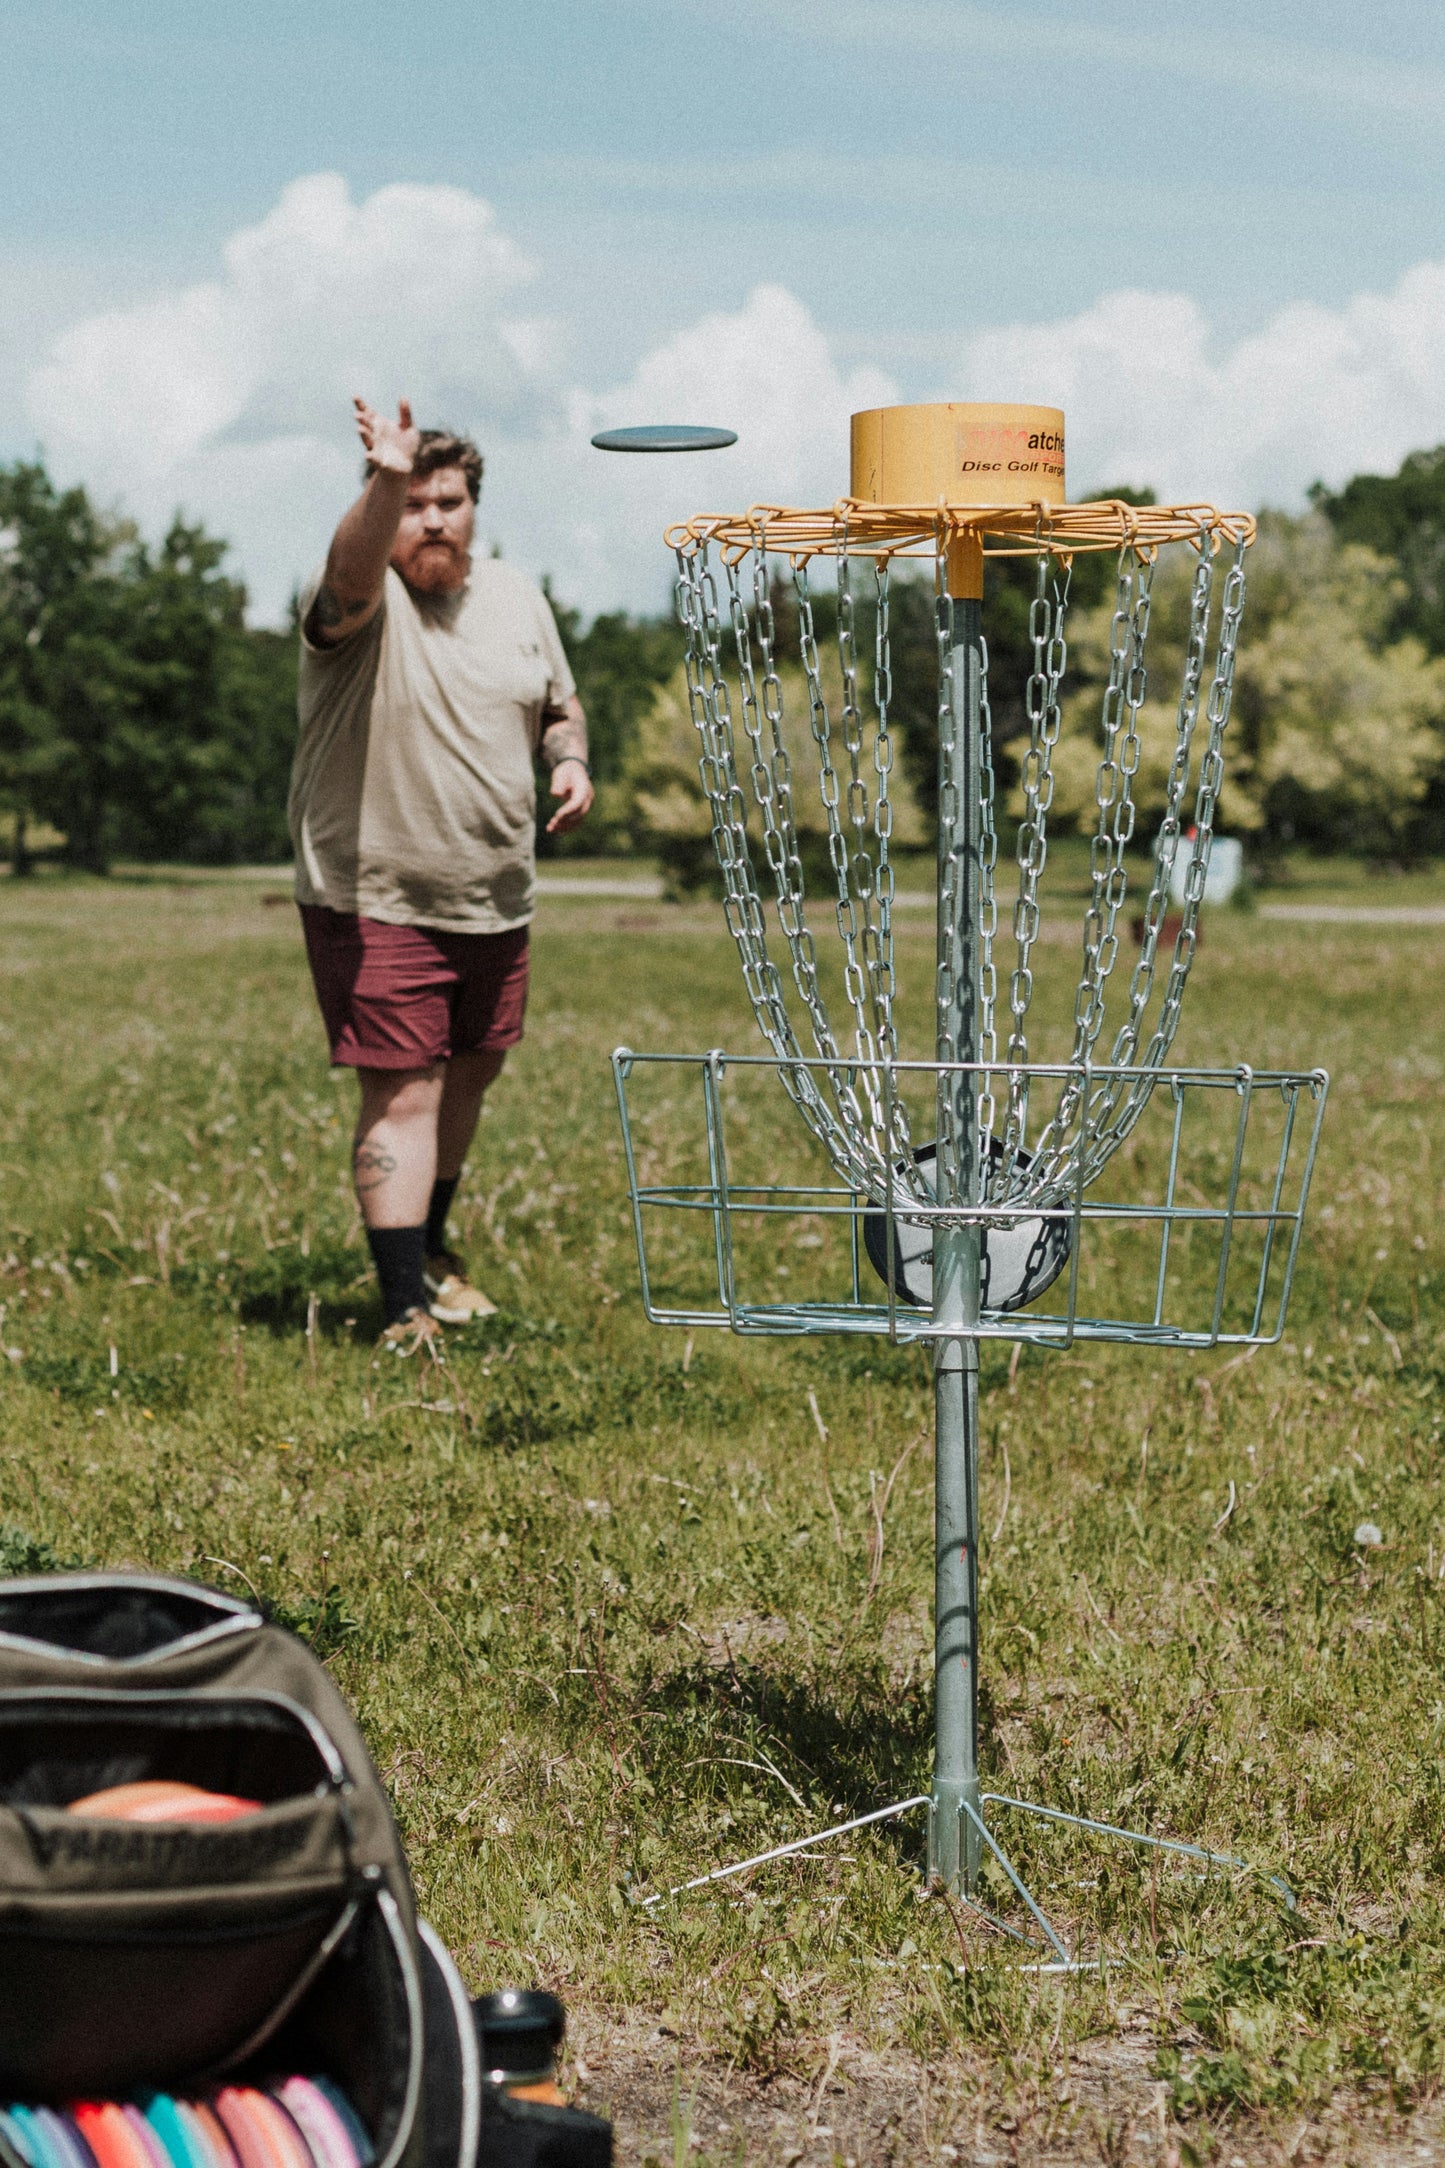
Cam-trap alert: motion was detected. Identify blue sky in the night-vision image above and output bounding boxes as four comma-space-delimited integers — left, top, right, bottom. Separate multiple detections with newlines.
5, 0, 1445, 619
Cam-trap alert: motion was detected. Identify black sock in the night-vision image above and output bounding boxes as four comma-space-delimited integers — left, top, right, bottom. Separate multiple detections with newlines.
366, 1225, 427, 1325
425, 1175, 459, 1258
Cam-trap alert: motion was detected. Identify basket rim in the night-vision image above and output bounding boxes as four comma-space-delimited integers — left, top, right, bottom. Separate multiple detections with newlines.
666, 495, 1256, 564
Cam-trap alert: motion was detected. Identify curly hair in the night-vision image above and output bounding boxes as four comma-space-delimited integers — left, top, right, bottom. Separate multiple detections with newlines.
367, 428, 485, 502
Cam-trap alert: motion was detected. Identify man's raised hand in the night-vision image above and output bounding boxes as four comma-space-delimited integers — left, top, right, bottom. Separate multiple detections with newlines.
354, 396, 420, 478
307, 399, 420, 644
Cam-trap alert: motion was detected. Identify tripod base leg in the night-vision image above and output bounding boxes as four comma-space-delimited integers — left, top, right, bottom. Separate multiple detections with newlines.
928, 1777, 983, 1893
640, 1787, 1289, 1971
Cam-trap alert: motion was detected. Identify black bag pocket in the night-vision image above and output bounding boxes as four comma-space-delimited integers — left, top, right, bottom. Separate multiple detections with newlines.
0, 1690, 359, 2095
0, 1879, 357, 2094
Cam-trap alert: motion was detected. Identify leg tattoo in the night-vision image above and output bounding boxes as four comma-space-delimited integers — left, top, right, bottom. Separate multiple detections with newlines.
353, 1142, 398, 1193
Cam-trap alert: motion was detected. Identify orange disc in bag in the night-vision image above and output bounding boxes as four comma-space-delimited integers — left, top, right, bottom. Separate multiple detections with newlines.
66, 1781, 262, 1822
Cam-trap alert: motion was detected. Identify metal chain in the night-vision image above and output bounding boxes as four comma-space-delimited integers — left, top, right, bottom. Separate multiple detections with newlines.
1133, 536, 1248, 1067
830, 552, 880, 1057
732, 550, 884, 1172
929, 547, 999, 1208
1074, 535, 1247, 1176
683, 545, 793, 1050
1110, 542, 1215, 1064
1000, 550, 1070, 1168
676, 542, 863, 1184
933, 571, 963, 1202
678, 535, 925, 1202
1019, 533, 1249, 1200
975, 627, 998, 1152
1072, 549, 1153, 1059
871, 559, 900, 1067
792, 551, 914, 1167
728, 553, 837, 1072
1021, 549, 1152, 1188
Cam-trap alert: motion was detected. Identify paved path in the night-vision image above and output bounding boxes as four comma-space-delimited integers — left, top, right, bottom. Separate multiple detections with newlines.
535, 875, 663, 897
538, 878, 943, 908
1257, 902, 1445, 926
536, 877, 1445, 928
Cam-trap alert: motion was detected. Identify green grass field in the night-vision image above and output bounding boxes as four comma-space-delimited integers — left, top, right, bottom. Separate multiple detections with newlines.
0, 871, 1442, 2165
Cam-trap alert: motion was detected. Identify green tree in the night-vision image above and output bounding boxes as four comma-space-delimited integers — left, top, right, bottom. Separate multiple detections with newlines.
104, 522, 297, 864
0, 460, 298, 872
1312, 444, 1445, 655
541, 587, 685, 856
0, 462, 135, 872
1024, 512, 1445, 857
214, 616, 299, 864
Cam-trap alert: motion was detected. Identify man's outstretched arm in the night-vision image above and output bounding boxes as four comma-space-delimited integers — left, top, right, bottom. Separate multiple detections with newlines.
542, 696, 596, 834
307, 397, 418, 648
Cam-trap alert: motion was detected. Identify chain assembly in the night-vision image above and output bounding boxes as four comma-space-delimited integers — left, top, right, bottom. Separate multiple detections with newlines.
676, 536, 925, 1205
671, 495, 1254, 1233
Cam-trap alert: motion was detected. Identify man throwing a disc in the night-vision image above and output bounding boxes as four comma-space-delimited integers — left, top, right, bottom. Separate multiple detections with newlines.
290, 398, 592, 1346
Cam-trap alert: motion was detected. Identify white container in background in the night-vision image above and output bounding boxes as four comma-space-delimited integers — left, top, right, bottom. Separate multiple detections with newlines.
1168, 831, 1243, 907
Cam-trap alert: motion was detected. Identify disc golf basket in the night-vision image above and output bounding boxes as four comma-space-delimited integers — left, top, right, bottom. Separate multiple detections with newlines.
611, 404, 1328, 1961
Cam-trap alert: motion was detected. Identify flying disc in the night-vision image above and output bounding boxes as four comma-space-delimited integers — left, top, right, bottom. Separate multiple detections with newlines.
219, 2095, 301, 2168
66, 1781, 262, 1823
66, 2107, 138, 2168
13, 2114, 77, 2168
241, 2099, 308, 2168
141, 2100, 203, 2168
45, 2114, 105, 2168
307, 2085, 370, 2168
0, 2112, 40, 2168
120, 2110, 169, 2168
209, 2094, 270, 2168
216, 2097, 288, 2168
267, 2084, 352, 2168
5, 2111, 64, 2168
183, 2106, 237, 2168
590, 424, 737, 453
863, 1139, 1073, 1313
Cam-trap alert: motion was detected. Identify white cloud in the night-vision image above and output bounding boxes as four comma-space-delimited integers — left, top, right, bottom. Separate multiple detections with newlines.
21, 169, 1445, 623
25, 173, 548, 617
30, 173, 543, 471
23, 182, 893, 621
958, 264, 1445, 510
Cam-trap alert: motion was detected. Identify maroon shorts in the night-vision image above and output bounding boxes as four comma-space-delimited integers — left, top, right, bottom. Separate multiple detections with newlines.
300, 907, 530, 1070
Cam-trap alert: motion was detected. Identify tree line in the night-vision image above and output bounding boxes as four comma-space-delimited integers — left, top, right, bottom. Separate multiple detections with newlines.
5, 448, 1445, 874
0, 466, 297, 871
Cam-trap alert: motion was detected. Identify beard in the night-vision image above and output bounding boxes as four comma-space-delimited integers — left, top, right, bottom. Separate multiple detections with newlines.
398, 538, 469, 594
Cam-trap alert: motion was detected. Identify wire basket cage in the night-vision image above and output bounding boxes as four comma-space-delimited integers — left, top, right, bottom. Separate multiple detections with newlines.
614, 1049, 1329, 1350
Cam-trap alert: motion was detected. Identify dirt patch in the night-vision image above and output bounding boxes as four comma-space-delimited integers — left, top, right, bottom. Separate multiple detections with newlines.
564, 2008, 1445, 2165
693, 1614, 791, 1669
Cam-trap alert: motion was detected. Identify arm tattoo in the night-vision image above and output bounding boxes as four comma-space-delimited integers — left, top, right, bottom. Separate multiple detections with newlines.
353, 1143, 398, 1193
541, 713, 589, 771
314, 584, 369, 630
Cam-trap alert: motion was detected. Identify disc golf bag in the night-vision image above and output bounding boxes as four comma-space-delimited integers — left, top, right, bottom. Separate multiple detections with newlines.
0, 1572, 610, 2168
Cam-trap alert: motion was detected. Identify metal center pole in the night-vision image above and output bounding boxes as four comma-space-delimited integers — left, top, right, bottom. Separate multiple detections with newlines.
930, 535, 985, 1894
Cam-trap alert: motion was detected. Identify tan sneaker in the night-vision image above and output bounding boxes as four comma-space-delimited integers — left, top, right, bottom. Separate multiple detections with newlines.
424, 1250, 498, 1324
377, 1306, 446, 1356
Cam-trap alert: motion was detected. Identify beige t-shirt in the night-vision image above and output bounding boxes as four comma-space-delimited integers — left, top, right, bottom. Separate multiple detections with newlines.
289, 559, 576, 933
